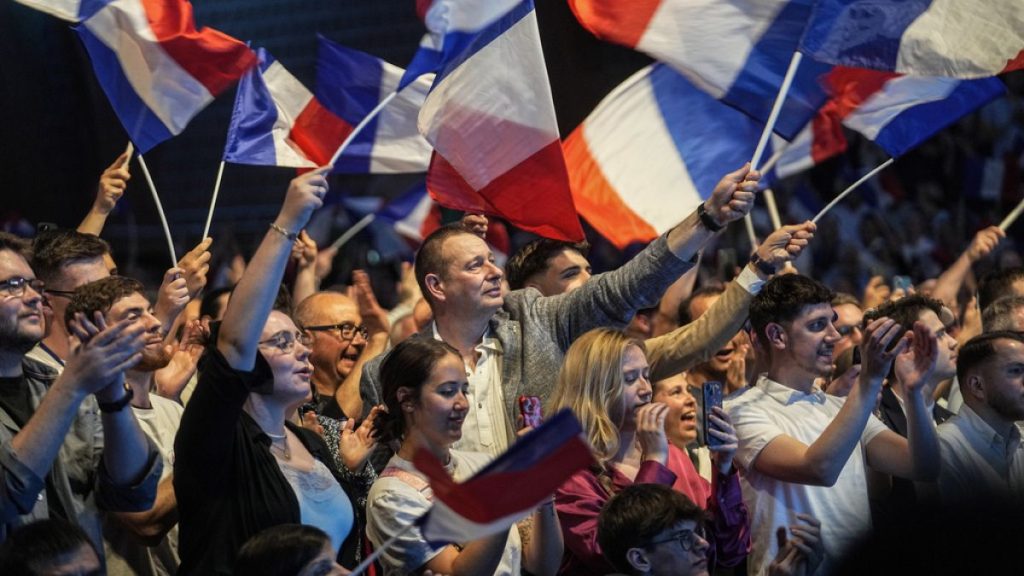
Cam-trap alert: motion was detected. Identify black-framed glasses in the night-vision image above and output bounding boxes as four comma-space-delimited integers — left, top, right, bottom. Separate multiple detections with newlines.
303, 322, 368, 340
646, 526, 707, 552
43, 288, 77, 299
258, 331, 314, 354
0, 277, 44, 299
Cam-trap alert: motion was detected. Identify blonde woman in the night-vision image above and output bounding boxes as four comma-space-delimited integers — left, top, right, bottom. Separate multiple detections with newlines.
549, 328, 749, 575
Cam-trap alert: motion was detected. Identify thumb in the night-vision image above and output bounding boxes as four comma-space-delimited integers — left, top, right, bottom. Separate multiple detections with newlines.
726, 162, 751, 183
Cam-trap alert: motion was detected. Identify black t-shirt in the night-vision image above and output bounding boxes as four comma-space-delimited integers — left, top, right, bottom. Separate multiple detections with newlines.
0, 375, 33, 427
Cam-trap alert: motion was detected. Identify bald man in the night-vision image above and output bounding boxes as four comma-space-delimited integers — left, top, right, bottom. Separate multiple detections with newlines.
294, 292, 369, 419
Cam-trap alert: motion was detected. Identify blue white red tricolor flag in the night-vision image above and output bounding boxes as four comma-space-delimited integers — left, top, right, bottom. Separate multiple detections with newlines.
564, 64, 771, 249
417, 0, 585, 242
375, 183, 441, 242
567, 0, 830, 139
14, 0, 257, 153
412, 409, 592, 544
224, 48, 347, 168
316, 36, 433, 173
800, 0, 1024, 78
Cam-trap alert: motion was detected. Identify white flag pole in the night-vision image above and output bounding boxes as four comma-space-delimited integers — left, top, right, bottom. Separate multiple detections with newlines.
202, 160, 226, 240
327, 91, 400, 169
348, 522, 416, 576
812, 158, 895, 224
135, 154, 178, 266
999, 196, 1024, 231
750, 52, 803, 171
329, 214, 377, 252
744, 215, 758, 253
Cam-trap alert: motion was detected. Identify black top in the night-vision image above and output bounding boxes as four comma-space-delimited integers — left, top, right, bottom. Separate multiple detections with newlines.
174, 347, 361, 575
0, 375, 33, 427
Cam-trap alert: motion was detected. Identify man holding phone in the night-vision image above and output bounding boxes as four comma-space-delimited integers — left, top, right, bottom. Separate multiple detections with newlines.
725, 274, 941, 575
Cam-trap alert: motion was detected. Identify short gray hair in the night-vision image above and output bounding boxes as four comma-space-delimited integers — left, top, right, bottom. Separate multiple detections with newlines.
982, 295, 1024, 332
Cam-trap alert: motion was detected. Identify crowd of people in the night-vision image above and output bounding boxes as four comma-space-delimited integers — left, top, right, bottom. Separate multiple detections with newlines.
0, 147, 1022, 576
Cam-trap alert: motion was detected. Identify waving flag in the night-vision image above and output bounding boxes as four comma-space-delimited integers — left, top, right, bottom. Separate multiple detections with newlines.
564, 64, 771, 249
800, 0, 1024, 78
412, 409, 592, 544
418, 0, 585, 242
40, 0, 257, 153
567, 0, 830, 139
316, 36, 434, 173
224, 48, 347, 168
768, 113, 847, 181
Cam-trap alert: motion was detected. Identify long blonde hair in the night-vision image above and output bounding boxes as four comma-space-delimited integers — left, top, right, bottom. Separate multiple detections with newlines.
549, 328, 646, 469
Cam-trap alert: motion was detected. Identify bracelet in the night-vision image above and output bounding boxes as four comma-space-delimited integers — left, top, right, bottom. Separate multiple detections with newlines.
98, 384, 134, 413
749, 252, 777, 276
269, 222, 298, 241
697, 202, 725, 232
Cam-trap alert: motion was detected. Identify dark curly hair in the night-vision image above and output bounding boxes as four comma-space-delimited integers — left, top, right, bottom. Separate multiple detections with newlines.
749, 274, 834, 345
372, 335, 462, 444
64, 276, 144, 328
505, 238, 590, 291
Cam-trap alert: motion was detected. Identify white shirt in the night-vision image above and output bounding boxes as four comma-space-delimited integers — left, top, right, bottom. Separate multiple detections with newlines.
937, 403, 1024, 507
726, 375, 889, 576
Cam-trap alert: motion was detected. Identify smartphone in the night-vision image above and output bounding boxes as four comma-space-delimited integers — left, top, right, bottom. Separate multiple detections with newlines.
701, 381, 725, 449
893, 275, 912, 293
852, 346, 862, 365
519, 395, 542, 429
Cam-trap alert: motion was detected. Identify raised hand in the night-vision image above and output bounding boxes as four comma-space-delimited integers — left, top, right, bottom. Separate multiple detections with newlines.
965, 225, 1004, 263
63, 312, 148, 396
291, 230, 317, 270
153, 267, 189, 328
825, 364, 861, 397
338, 406, 382, 471
350, 269, 390, 336
704, 163, 761, 226
859, 317, 910, 386
862, 275, 891, 310
154, 319, 205, 401
94, 146, 132, 215
177, 237, 213, 299
755, 222, 816, 271
277, 168, 330, 233
894, 320, 939, 396
707, 406, 739, 474
767, 514, 823, 576
635, 402, 670, 465
461, 213, 488, 239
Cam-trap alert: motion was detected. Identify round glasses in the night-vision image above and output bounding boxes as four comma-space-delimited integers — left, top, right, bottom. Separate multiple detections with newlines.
258, 331, 314, 354
646, 526, 707, 552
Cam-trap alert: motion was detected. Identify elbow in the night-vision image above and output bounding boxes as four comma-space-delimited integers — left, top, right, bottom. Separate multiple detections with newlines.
805, 463, 842, 487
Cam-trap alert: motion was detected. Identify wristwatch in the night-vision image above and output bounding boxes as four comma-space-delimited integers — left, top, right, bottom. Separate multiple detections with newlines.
697, 202, 725, 232
98, 384, 134, 413
749, 252, 777, 276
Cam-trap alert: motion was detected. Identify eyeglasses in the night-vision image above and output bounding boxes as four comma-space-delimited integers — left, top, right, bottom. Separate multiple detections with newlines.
302, 322, 368, 341
0, 277, 44, 299
646, 526, 707, 552
258, 331, 314, 354
43, 288, 77, 299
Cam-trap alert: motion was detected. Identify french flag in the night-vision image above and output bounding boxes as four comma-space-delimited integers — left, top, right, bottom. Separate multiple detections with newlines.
417, 0, 585, 242
567, 0, 831, 139
224, 48, 348, 168
377, 183, 441, 242
412, 409, 593, 544
564, 64, 770, 249
47, 0, 257, 153
800, 0, 1024, 78
316, 36, 433, 173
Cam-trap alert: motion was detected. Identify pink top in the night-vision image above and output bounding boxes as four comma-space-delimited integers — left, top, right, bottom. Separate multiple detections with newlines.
554, 444, 749, 575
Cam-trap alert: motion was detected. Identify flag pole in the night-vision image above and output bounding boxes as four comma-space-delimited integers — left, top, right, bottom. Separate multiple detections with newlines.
812, 158, 894, 224
763, 189, 783, 231
329, 213, 377, 252
999, 196, 1024, 231
348, 522, 417, 576
327, 90, 401, 169
202, 160, 226, 240
743, 214, 758, 254
135, 154, 178, 266
750, 52, 803, 171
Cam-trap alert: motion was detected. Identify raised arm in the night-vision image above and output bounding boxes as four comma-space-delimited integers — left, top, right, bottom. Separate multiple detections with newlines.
78, 147, 131, 236
931, 226, 1003, 310
217, 169, 328, 370
751, 318, 908, 486
664, 163, 760, 260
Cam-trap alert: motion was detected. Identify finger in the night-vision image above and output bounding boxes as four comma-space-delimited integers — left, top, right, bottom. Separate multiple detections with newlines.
776, 526, 788, 550
725, 163, 751, 183
67, 316, 92, 341
794, 513, 820, 527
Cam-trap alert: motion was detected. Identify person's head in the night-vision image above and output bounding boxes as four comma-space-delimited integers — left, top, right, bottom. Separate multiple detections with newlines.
31, 230, 111, 332
982, 295, 1024, 332
373, 336, 466, 452
505, 238, 591, 295
598, 484, 709, 576
64, 276, 168, 372
234, 524, 344, 576
956, 331, 1024, 428
295, 292, 366, 389
255, 307, 314, 409
978, 267, 1024, 314
415, 224, 503, 314
652, 373, 698, 449
831, 292, 864, 360
0, 233, 45, 356
199, 286, 233, 322
0, 518, 102, 576
749, 275, 837, 383
549, 328, 650, 466
863, 294, 958, 383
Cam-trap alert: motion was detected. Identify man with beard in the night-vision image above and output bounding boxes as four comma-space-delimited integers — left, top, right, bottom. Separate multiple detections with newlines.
725, 274, 941, 575
0, 233, 160, 548
937, 330, 1024, 508
65, 276, 181, 575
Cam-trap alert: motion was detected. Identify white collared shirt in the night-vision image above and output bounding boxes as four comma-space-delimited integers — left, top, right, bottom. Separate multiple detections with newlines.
432, 324, 508, 458
937, 403, 1024, 506
726, 375, 889, 576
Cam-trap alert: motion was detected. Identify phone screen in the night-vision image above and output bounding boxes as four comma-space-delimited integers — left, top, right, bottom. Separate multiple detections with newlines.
702, 381, 724, 448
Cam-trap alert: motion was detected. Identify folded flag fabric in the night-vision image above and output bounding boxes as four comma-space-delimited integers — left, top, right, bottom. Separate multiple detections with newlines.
564, 63, 770, 249
412, 409, 593, 545
800, 0, 1024, 78
376, 182, 441, 242
418, 0, 585, 242
768, 112, 847, 181
316, 36, 434, 173
567, 0, 830, 140
52, 0, 256, 153
224, 48, 348, 168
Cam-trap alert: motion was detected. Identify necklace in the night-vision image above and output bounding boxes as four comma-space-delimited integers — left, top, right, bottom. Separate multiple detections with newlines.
265, 431, 291, 460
